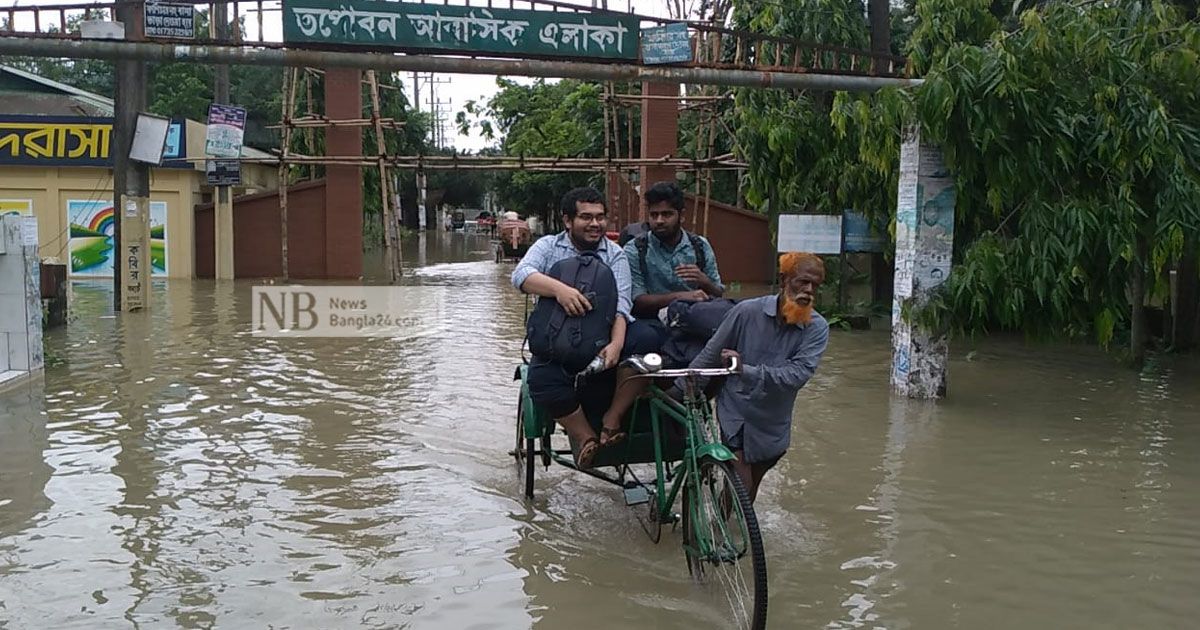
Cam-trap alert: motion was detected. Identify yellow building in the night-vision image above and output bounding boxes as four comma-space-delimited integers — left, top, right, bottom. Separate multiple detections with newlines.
0, 64, 277, 279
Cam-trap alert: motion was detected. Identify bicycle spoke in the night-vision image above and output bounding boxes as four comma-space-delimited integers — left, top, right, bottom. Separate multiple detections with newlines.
688, 460, 763, 630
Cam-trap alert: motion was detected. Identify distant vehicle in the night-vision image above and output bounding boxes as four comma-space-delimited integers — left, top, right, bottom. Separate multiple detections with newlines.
449, 211, 466, 231
495, 217, 533, 262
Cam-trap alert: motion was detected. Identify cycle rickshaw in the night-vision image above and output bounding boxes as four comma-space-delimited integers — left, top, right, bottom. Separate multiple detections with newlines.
511, 352, 769, 630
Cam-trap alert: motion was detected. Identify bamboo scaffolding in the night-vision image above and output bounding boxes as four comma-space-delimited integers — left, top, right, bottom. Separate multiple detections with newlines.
367, 70, 402, 282
279, 67, 297, 281
183, 155, 748, 168
267, 116, 405, 130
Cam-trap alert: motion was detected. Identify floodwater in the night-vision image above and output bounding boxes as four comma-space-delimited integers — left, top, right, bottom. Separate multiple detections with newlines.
2, 231, 1199, 629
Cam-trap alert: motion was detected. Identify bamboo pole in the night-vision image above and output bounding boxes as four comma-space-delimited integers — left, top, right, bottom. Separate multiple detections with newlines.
304, 68, 315, 180
279, 68, 297, 281
367, 70, 401, 282
703, 104, 716, 237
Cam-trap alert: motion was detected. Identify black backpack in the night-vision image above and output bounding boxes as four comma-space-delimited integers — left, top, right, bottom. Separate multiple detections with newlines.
633, 231, 708, 284
525, 251, 618, 373
660, 297, 738, 367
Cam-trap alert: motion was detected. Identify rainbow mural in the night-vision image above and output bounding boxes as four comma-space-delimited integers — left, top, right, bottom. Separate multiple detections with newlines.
68, 200, 168, 277
87, 205, 116, 235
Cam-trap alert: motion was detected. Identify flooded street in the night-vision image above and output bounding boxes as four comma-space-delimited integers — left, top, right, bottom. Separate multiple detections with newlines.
2, 231, 1199, 629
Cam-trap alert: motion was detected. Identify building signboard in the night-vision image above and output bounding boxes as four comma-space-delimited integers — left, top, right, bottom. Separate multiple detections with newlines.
282, 0, 640, 60
144, 1, 195, 39
641, 23, 691, 64
0, 116, 186, 167
843, 210, 887, 253
206, 159, 242, 186
777, 214, 843, 255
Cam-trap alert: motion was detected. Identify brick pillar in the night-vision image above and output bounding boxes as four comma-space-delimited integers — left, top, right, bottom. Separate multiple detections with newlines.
639, 81, 679, 226
324, 68, 363, 279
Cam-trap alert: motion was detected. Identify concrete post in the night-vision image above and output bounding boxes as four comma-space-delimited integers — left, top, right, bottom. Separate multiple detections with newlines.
213, 1, 234, 280
0, 215, 43, 390
113, 0, 150, 311
891, 126, 955, 399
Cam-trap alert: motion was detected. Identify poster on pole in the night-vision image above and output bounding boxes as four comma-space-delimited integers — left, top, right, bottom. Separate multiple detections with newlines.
777, 214, 842, 254
204, 104, 247, 158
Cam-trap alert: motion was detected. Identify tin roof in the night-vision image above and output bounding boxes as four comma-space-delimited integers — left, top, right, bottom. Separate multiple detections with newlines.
0, 64, 114, 116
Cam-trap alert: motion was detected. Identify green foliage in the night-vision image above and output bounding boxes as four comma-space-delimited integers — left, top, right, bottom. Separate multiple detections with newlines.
733, 0, 892, 243
738, 0, 1200, 359
456, 77, 616, 224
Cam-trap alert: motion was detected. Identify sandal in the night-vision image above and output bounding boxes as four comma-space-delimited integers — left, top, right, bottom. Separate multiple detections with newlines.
575, 436, 601, 470
600, 426, 627, 447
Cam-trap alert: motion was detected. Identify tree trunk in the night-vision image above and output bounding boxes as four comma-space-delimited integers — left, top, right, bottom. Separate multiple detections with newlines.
1175, 243, 1198, 351
1129, 234, 1150, 368
868, 0, 892, 74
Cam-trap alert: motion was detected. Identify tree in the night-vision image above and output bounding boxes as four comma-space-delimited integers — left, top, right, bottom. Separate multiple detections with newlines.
841, 0, 1200, 365
456, 77, 614, 226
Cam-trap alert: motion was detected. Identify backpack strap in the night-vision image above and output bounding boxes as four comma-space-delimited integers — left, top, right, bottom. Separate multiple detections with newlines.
686, 231, 708, 273
634, 234, 650, 287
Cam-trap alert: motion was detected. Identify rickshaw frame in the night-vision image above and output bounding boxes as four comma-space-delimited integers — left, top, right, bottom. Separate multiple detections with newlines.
512, 357, 769, 629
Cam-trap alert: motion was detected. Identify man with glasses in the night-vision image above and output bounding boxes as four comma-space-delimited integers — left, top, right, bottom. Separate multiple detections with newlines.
512, 187, 640, 467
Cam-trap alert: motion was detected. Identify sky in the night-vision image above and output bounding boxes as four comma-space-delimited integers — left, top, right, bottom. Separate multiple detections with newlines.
12, 0, 682, 153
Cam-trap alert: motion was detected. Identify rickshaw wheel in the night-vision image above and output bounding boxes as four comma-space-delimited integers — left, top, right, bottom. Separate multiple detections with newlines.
516, 394, 535, 499
681, 457, 768, 630
638, 491, 662, 544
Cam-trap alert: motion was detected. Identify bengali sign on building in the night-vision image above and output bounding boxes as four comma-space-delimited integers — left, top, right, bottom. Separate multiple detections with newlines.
641, 22, 691, 64
144, 1, 195, 39
282, 0, 640, 60
0, 116, 186, 167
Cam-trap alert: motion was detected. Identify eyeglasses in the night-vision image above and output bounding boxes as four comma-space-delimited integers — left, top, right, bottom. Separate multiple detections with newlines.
576, 214, 607, 224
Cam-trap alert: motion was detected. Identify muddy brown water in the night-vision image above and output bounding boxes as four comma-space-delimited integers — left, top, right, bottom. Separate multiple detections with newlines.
2, 231, 1199, 629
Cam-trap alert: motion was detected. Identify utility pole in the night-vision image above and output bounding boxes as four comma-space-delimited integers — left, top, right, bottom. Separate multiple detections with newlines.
212, 1, 234, 279
113, 0, 150, 312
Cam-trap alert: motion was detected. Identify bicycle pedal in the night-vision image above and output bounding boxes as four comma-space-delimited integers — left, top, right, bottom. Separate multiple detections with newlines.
623, 486, 650, 506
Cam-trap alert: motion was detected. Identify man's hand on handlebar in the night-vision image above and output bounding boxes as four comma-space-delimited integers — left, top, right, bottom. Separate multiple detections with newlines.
720, 349, 741, 372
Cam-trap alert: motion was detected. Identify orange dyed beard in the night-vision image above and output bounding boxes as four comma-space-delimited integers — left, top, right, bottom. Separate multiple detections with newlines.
780, 294, 814, 325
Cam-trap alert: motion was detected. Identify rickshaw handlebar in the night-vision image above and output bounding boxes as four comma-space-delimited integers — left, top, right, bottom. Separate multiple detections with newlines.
623, 353, 740, 380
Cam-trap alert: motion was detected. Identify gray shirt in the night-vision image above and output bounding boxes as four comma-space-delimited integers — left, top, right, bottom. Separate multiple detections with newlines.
680, 295, 830, 463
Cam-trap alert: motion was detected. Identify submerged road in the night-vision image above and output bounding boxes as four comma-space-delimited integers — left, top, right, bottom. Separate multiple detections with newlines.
2, 231, 1199, 628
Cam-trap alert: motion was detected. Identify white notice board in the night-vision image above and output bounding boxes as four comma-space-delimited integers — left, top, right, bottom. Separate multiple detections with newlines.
777, 214, 842, 254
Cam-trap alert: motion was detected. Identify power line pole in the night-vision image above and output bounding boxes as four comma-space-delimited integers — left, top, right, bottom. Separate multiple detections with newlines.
212, 1, 234, 280
112, 0, 150, 312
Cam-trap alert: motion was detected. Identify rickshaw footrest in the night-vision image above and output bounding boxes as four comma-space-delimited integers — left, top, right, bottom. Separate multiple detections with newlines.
623, 486, 650, 506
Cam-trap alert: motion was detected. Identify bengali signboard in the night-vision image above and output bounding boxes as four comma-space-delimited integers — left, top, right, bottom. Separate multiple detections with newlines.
144, 1, 195, 39
0, 116, 112, 167
282, 0, 640, 60
0, 116, 185, 167
205, 104, 247, 158
777, 214, 843, 255
206, 159, 241, 185
842, 210, 887, 253
641, 23, 691, 64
